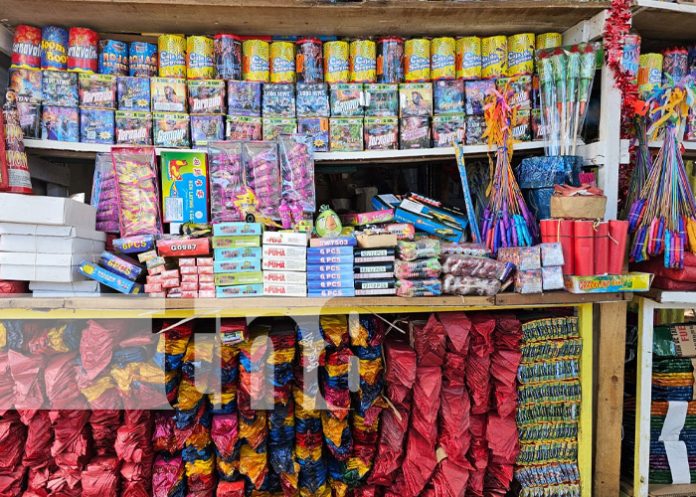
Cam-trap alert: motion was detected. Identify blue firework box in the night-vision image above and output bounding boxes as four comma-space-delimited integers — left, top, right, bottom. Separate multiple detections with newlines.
227, 80, 261, 116
117, 76, 150, 111
214, 247, 262, 261
41, 106, 79, 142
308, 287, 356, 297
42, 70, 78, 106
98, 251, 143, 281
307, 246, 354, 257
296, 83, 330, 117
394, 195, 468, 242
516, 155, 582, 220
306, 269, 355, 282
307, 254, 354, 265
214, 258, 262, 274
79, 261, 143, 294
308, 278, 354, 290
80, 108, 115, 144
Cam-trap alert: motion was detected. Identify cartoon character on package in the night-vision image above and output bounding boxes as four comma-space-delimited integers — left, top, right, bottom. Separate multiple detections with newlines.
81, 108, 115, 144
191, 115, 224, 145
153, 112, 190, 147
115, 110, 153, 145
151, 77, 187, 112
330, 117, 363, 151
9, 68, 42, 102
41, 105, 79, 142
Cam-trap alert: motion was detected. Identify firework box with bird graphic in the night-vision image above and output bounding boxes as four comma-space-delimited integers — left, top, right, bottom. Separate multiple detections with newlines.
160, 150, 208, 225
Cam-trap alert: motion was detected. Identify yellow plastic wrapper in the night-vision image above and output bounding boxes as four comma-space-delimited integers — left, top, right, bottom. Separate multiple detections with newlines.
359, 358, 383, 384
158, 333, 190, 356
325, 362, 350, 378
321, 412, 348, 447
0, 322, 6, 350
279, 459, 300, 495
217, 457, 239, 478
300, 484, 331, 497
184, 341, 215, 364
320, 315, 348, 348
535, 32, 562, 51
48, 325, 70, 352
185, 456, 215, 477
186, 423, 212, 450
346, 456, 371, 480
271, 347, 296, 364
240, 443, 268, 489
240, 413, 268, 450
138, 362, 166, 385
348, 317, 368, 347
176, 377, 204, 410
352, 411, 380, 433
210, 391, 237, 408
80, 375, 116, 403
296, 443, 322, 461
507, 33, 534, 76
294, 388, 321, 416
329, 479, 348, 497
481, 35, 507, 79
112, 362, 163, 393
220, 342, 239, 364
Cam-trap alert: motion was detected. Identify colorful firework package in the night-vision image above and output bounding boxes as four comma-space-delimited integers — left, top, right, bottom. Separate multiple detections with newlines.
226, 115, 263, 141
41, 105, 79, 142
432, 114, 466, 147
151, 77, 187, 113
399, 82, 433, 117
298, 117, 330, 152
263, 83, 297, 118
296, 83, 330, 117
364, 116, 399, 150
330, 117, 363, 152
279, 134, 316, 221
41, 25, 69, 70
42, 69, 78, 106
191, 115, 225, 145
67, 27, 99, 73
214, 34, 242, 80
11, 24, 42, 69
188, 79, 226, 114
117, 76, 151, 111
115, 110, 153, 145
129, 41, 158, 77
9, 67, 43, 102
227, 81, 262, 116
80, 108, 115, 144
434, 79, 464, 114
16, 100, 41, 138
364, 83, 399, 116
2, 92, 32, 193
99, 39, 129, 75
78, 73, 116, 108
399, 116, 430, 150
262, 117, 297, 141
243, 141, 282, 221
153, 112, 190, 147
330, 83, 364, 117
466, 115, 486, 145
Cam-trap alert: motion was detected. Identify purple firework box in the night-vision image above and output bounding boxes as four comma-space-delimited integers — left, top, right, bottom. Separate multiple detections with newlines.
226, 115, 262, 141
465, 79, 496, 116
191, 115, 225, 145
298, 117, 329, 152
41, 105, 79, 142
78, 73, 117, 109
399, 116, 430, 149
42, 70, 78, 106
117, 76, 151, 111
80, 108, 115, 144
188, 79, 226, 115
227, 80, 261, 116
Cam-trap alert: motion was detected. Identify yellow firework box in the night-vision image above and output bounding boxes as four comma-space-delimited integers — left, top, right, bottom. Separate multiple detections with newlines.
481, 36, 507, 79
638, 53, 663, 92
431, 37, 456, 80
243, 39, 270, 82
404, 38, 430, 82
349, 39, 376, 83
158, 34, 186, 78
507, 33, 534, 76
456, 36, 481, 80
536, 32, 563, 51
270, 41, 296, 83
324, 40, 350, 83
186, 36, 214, 80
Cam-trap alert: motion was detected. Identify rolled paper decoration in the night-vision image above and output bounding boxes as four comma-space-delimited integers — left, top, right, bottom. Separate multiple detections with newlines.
608, 220, 629, 275
573, 220, 594, 276
540, 218, 558, 244
593, 222, 609, 275
559, 220, 575, 275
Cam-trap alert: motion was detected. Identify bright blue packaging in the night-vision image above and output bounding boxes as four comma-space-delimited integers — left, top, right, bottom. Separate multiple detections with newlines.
307, 254, 354, 265
117, 76, 151, 111
80, 108, 115, 144
307, 246, 354, 257
79, 261, 143, 294
213, 222, 263, 237
214, 258, 262, 274
308, 287, 356, 297
98, 251, 143, 281
41, 106, 79, 142
308, 279, 354, 290
306, 269, 355, 281
113, 235, 156, 254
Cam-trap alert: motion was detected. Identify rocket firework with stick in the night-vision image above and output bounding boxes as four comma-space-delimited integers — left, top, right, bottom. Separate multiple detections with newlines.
480, 79, 537, 255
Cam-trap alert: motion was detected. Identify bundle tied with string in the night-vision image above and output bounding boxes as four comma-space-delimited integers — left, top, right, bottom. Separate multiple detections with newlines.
481, 78, 537, 254
154, 321, 194, 406
628, 82, 696, 269
295, 323, 329, 497
115, 410, 153, 497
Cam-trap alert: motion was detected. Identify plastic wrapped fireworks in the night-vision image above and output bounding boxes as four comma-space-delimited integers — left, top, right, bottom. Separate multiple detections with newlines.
243, 141, 282, 225
278, 134, 316, 227
116, 410, 154, 497
515, 316, 582, 497
155, 321, 194, 406
208, 141, 246, 224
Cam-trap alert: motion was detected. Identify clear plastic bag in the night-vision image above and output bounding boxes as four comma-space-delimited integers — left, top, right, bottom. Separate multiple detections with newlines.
208, 141, 246, 223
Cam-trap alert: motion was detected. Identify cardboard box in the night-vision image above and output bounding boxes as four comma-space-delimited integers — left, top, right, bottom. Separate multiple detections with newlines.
550, 195, 607, 220
263, 282, 307, 297
214, 271, 264, 286
263, 245, 307, 259
157, 238, 210, 257
263, 231, 308, 247
0, 234, 104, 254
564, 272, 653, 294
308, 279, 354, 290
263, 271, 308, 285
31, 289, 103, 297
497, 246, 542, 271
212, 236, 262, 249
214, 247, 262, 261
0, 252, 95, 282
262, 256, 307, 272
0, 222, 105, 241
654, 323, 696, 358
541, 266, 564, 291
160, 150, 208, 225
356, 232, 398, 248
309, 236, 357, 248
113, 235, 156, 254
307, 246, 354, 257
212, 222, 262, 236
216, 284, 264, 298
78, 261, 143, 294
98, 252, 144, 281
307, 270, 354, 282
214, 259, 262, 274
308, 287, 356, 297
307, 254, 353, 265
0, 194, 96, 228
29, 280, 100, 292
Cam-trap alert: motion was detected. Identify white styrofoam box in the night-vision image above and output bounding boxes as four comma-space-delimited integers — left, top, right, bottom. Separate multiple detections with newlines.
29, 280, 100, 292
0, 193, 97, 229
0, 252, 97, 282
32, 290, 103, 297
0, 235, 105, 254
0, 223, 106, 240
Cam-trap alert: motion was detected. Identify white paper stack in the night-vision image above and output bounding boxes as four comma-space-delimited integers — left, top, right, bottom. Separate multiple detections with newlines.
0, 193, 106, 295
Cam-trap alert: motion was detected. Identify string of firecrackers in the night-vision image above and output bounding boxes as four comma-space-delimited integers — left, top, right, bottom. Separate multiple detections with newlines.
604, 0, 640, 136
627, 84, 696, 269
479, 79, 537, 255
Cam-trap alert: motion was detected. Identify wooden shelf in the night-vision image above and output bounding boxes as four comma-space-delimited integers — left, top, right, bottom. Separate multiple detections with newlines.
23, 138, 549, 163
632, 0, 696, 41
0, 0, 609, 38
643, 288, 696, 305
648, 140, 696, 157
0, 292, 630, 319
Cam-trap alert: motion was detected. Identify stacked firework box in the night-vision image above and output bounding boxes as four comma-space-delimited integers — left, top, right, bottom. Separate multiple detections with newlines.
329, 83, 364, 152
79, 73, 117, 144
147, 237, 212, 297
497, 243, 564, 293
0, 193, 105, 295
262, 231, 308, 297
297, 82, 330, 151
41, 69, 79, 142
395, 238, 442, 297
354, 246, 397, 296
364, 83, 399, 150
91, 153, 119, 233
212, 222, 264, 297
432, 79, 466, 148
307, 236, 356, 298
399, 82, 432, 149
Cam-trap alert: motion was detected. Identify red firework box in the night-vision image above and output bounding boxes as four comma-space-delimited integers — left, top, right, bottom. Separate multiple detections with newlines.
156, 237, 211, 257
11, 25, 42, 69
67, 27, 99, 73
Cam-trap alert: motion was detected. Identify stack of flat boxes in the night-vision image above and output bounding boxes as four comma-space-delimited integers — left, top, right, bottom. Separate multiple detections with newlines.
354, 247, 397, 296
307, 244, 355, 298
0, 194, 105, 296
178, 257, 215, 298
212, 223, 264, 298
262, 231, 308, 297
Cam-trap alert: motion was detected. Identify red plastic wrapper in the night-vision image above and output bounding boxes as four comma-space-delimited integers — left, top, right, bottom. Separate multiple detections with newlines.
370, 405, 410, 486
153, 412, 176, 454
0, 464, 27, 496
466, 353, 490, 415
384, 340, 417, 408
412, 315, 446, 367
651, 276, 696, 291
633, 253, 696, 282
21, 410, 53, 468
8, 349, 44, 409
211, 413, 238, 459
91, 410, 121, 457
0, 279, 28, 293
81, 456, 121, 497
216, 480, 245, 497
431, 459, 470, 497
490, 349, 521, 418
493, 315, 521, 351
45, 352, 88, 409
79, 320, 125, 384
152, 454, 185, 497
0, 412, 25, 471
469, 315, 494, 357
486, 415, 518, 465
437, 312, 471, 355
25, 465, 50, 497
466, 415, 488, 497
438, 371, 470, 466
0, 353, 14, 409
49, 410, 90, 482
483, 463, 514, 496
121, 479, 151, 497
399, 366, 441, 497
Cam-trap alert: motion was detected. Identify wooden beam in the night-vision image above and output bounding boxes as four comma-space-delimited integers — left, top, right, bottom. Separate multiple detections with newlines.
593, 301, 628, 497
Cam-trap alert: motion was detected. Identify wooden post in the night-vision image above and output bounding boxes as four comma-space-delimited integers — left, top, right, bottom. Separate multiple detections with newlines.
593, 300, 628, 497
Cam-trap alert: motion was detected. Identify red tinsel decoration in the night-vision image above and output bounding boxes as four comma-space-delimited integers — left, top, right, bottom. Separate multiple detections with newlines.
604, 0, 639, 137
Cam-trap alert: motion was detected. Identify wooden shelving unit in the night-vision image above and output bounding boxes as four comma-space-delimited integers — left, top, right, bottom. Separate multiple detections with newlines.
632, 0, 696, 41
